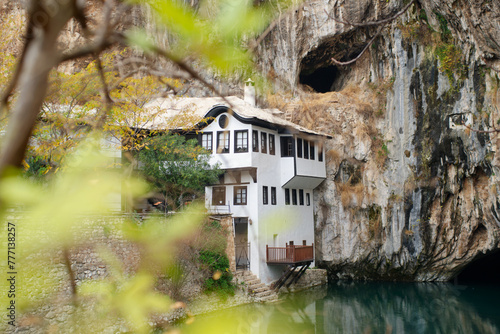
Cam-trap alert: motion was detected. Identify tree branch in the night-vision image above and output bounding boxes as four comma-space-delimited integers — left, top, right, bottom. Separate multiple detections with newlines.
330, 26, 383, 66
325, 0, 415, 66
325, 0, 416, 28
63, 247, 78, 306
0, 0, 76, 175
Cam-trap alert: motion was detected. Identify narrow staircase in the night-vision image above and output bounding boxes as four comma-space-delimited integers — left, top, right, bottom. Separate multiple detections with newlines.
235, 270, 278, 302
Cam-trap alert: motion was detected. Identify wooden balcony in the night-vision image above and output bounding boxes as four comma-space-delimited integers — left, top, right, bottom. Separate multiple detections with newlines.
266, 243, 314, 265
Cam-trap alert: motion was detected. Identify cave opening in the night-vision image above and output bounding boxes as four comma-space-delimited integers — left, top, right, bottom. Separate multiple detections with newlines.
454, 250, 500, 285
299, 65, 341, 93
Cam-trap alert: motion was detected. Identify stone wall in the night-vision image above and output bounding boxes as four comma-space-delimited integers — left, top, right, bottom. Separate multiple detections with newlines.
217, 215, 236, 273
278, 269, 328, 293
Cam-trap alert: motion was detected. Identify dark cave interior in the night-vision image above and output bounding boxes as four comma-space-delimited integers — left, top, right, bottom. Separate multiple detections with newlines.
298, 65, 341, 93
454, 251, 500, 285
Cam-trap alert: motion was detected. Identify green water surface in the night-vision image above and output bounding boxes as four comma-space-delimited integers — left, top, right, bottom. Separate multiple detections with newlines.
182, 282, 500, 334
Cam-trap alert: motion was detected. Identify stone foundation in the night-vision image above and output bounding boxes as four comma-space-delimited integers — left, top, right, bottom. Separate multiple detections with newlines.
277, 268, 328, 293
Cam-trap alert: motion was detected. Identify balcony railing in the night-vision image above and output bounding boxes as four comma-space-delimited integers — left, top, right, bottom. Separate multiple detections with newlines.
266, 244, 314, 264
206, 204, 231, 215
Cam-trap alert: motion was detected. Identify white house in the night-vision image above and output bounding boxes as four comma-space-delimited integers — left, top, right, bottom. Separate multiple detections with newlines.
143, 93, 330, 284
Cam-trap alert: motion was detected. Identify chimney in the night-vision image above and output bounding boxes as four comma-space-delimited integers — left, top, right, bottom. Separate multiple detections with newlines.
244, 78, 256, 106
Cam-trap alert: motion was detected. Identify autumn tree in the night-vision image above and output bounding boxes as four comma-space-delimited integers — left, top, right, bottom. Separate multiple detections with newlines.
0, 0, 292, 332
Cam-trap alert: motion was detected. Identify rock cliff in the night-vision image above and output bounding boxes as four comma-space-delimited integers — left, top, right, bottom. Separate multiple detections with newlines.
256, 0, 500, 281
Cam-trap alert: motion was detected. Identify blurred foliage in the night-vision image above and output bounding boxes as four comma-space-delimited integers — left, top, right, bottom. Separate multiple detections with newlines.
0, 0, 297, 332
0, 136, 210, 332
129, 0, 289, 77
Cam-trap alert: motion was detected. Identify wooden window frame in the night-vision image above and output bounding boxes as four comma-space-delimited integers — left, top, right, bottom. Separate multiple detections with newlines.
234, 186, 247, 205
217, 131, 230, 154
235, 130, 249, 153
252, 130, 259, 152
271, 187, 277, 205
285, 188, 290, 205
201, 132, 213, 152
297, 138, 303, 158
212, 186, 226, 206
280, 137, 294, 157
261, 132, 267, 154
263, 186, 268, 205
269, 134, 275, 155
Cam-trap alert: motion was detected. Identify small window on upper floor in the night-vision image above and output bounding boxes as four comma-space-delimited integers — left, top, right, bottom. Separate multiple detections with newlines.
292, 189, 297, 205
280, 137, 294, 157
217, 131, 230, 154
304, 139, 309, 159
261, 132, 267, 154
306, 193, 311, 206
318, 143, 323, 162
310, 141, 315, 160
263, 186, 268, 205
297, 138, 303, 158
299, 189, 304, 205
252, 130, 259, 152
200, 132, 213, 152
285, 189, 290, 205
235, 130, 248, 153
271, 187, 277, 205
269, 134, 276, 155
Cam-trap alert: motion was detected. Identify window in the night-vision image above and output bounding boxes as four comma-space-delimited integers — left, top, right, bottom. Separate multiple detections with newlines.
297, 138, 303, 158
218, 114, 229, 128
252, 130, 259, 152
306, 193, 310, 206
269, 134, 275, 155
263, 186, 268, 205
234, 186, 247, 205
304, 140, 309, 159
261, 132, 267, 153
212, 187, 226, 205
299, 189, 304, 205
318, 143, 323, 162
292, 189, 297, 205
235, 130, 248, 153
310, 141, 315, 160
271, 187, 276, 205
285, 189, 290, 205
201, 132, 212, 152
217, 131, 230, 153
280, 137, 294, 157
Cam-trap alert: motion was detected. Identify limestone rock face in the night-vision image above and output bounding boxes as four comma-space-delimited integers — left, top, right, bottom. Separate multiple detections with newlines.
257, 0, 500, 281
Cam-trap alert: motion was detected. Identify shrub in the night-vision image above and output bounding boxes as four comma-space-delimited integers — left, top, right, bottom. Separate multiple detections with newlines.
198, 250, 235, 298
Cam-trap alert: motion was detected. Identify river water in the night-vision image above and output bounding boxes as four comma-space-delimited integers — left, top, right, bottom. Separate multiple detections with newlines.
183, 282, 500, 334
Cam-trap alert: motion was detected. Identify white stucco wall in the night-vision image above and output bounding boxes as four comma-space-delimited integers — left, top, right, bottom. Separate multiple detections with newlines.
204, 112, 325, 284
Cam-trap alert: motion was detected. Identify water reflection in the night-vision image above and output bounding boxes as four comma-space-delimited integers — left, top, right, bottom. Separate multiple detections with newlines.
182, 282, 500, 334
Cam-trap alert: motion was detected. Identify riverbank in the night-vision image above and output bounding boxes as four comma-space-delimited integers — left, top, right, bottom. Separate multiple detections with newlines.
157, 268, 328, 326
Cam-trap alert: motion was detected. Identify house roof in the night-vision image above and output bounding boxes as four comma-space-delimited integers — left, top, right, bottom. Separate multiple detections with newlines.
142, 96, 332, 139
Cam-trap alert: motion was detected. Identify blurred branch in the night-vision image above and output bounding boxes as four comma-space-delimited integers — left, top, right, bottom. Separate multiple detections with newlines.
0, 0, 77, 174
63, 248, 78, 306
